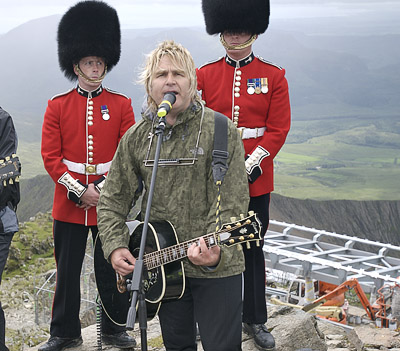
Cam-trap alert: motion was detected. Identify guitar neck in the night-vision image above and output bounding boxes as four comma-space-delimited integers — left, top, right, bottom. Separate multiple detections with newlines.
144, 232, 218, 270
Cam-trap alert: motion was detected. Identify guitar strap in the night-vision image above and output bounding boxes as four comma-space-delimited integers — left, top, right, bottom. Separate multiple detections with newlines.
212, 112, 229, 233
212, 112, 229, 185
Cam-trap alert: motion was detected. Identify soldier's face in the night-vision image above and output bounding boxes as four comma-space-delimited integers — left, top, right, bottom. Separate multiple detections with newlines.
74, 56, 105, 89
223, 32, 252, 45
150, 56, 191, 120
223, 32, 254, 58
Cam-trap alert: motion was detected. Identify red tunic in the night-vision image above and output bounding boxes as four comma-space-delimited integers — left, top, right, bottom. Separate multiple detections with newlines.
41, 86, 135, 226
197, 54, 291, 196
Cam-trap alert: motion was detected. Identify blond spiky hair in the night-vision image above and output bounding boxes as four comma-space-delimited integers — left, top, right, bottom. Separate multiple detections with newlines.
140, 40, 200, 114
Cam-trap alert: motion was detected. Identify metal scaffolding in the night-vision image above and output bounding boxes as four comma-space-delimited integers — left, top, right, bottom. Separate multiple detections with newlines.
264, 220, 400, 294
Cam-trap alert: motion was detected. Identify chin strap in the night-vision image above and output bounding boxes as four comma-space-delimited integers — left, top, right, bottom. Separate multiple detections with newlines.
220, 33, 257, 50
74, 64, 107, 84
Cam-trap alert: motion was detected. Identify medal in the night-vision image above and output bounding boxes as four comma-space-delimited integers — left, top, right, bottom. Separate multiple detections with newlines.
101, 105, 110, 120
247, 79, 255, 95
261, 78, 268, 94
255, 78, 261, 94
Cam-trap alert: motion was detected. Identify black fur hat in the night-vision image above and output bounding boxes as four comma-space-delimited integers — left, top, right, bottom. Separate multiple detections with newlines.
57, 0, 121, 81
202, 0, 270, 35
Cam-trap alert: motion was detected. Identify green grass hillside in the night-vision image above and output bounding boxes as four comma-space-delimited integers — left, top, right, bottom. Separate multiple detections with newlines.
5, 213, 55, 278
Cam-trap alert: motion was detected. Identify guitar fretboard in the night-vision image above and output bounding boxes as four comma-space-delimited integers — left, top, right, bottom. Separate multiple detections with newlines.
144, 233, 218, 270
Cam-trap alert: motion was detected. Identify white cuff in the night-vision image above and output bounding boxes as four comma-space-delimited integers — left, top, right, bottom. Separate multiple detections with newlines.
57, 172, 87, 198
245, 146, 270, 174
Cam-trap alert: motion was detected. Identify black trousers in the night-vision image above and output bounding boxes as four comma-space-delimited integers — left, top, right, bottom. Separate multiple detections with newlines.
50, 220, 128, 338
242, 193, 270, 324
0, 231, 14, 351
158, 274, 243, 351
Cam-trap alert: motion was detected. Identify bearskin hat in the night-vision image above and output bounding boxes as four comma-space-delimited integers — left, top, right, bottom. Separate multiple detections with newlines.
202, 0, 270, 35
57, 1, 121, 81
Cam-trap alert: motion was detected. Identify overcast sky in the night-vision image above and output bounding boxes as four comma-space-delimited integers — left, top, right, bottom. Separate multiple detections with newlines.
0, 0, 398, 34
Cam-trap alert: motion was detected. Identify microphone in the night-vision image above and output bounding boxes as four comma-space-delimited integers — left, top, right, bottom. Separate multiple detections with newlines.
157, 92, 176, 117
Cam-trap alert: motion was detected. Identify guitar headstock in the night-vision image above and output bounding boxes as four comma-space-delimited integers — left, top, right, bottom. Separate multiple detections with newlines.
0, 154, 21, 186
218, 211, 262, 248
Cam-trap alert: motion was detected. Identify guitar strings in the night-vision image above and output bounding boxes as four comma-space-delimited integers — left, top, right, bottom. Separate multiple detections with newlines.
143, 223, 245, 270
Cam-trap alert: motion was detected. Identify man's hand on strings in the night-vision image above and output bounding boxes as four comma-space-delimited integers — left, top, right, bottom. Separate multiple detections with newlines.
188, 237, 221, 267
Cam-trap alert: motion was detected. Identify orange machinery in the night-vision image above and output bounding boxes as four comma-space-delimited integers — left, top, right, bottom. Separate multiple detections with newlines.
303, 278, 398, 328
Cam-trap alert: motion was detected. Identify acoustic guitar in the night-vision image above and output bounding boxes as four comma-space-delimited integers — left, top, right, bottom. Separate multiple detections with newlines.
95, 211, 261, 324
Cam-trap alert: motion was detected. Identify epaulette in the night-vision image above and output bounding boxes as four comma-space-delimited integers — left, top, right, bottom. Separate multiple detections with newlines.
198, 56, 224, 70
256, 56, 283, 70
104, 87, 129, 99
51, 88, 75, 100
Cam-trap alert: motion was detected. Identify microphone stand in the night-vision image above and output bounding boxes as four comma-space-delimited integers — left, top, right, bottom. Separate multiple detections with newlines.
125, 114, 167, 351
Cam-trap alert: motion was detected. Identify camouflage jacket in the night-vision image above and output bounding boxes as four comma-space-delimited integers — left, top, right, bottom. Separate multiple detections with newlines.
97, 101, 249, 278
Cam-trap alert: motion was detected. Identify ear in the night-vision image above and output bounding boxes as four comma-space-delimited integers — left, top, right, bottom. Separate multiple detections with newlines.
73, 64, 79, 76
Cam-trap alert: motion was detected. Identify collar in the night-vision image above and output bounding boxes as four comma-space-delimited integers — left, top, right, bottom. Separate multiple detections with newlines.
173, 102, 200, 126
225, 52, 255, 68
76, 85, 103, 98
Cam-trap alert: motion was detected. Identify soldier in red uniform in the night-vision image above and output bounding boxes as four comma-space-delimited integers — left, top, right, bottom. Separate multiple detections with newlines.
40, 2, 136, 350
197, 1, 291, 350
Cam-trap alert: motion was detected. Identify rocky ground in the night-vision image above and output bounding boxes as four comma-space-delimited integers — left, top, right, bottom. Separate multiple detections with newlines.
2, 273, 400, 351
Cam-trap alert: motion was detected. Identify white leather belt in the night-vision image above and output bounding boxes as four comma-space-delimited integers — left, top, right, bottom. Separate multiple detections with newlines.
62, 159, 112, 175
238, 127, 266, 139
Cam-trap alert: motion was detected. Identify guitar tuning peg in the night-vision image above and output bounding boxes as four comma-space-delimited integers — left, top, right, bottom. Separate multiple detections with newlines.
248, 210, 255, 216
246, 241, 251, 249
230, 217, 236, 222
240, 213, 245, 219
256, 240, 260, 247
